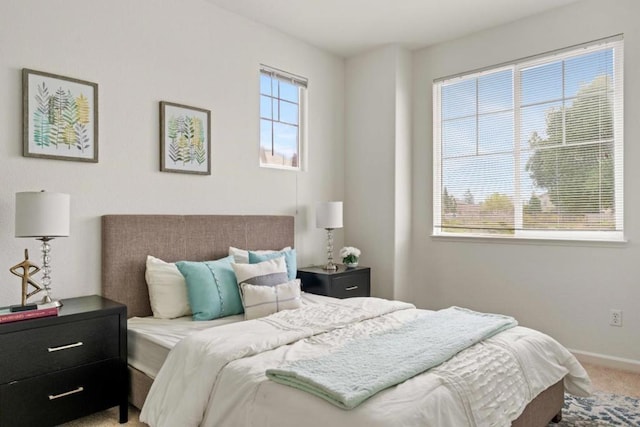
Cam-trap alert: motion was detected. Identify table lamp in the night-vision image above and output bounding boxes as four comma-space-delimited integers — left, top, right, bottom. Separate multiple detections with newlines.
316, 201, 343, 270
15, 191, 70, 307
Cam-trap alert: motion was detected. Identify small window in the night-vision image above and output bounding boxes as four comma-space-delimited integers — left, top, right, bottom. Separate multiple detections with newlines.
259, 65, 307, 170
433, 36, 624, 241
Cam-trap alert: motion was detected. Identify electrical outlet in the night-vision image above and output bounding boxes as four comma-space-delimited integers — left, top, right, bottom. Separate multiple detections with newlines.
610, 309, 622, 326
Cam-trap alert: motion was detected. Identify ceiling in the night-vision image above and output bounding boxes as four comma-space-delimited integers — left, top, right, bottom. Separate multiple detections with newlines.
204, 0, 582, 57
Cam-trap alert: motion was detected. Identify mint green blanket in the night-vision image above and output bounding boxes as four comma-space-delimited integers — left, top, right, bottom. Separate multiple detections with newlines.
266, 306, 517, 409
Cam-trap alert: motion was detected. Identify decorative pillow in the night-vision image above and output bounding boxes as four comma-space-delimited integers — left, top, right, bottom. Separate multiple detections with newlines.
232, 256, 289, 287
145, 255, 192, 319
228, 246, 292, 264
240, 279, 302, 320
249, 249, 297, 281
176, 256, 244, 321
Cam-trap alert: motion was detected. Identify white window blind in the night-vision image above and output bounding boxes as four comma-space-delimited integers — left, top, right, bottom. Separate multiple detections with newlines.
433, 36, 624, 241
260, 65, 307, 170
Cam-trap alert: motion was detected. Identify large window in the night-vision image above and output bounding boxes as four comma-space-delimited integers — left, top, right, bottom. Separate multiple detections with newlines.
260, 65, 307, 170
433, 36, 624, 241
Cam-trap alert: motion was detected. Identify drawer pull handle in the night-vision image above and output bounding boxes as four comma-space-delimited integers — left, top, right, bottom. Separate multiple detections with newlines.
345, 286, 359, 291
49, 386, 84, 400
48, 342, 83, 352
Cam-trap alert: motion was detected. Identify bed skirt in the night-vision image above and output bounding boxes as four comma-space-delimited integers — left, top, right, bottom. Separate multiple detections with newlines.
512, 380, 564, 426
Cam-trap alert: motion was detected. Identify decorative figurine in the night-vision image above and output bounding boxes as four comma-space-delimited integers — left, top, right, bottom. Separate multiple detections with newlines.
9, 249, 44, 306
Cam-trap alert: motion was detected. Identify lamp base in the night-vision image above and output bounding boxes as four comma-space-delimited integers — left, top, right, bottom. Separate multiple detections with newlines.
41, 294, 63, 308
323, 262, 338, 271
323, 228, 338, 271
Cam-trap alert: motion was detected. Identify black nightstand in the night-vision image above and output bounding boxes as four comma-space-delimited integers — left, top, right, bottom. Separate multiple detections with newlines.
297, 265, 371, 298
0, 295, 127, 426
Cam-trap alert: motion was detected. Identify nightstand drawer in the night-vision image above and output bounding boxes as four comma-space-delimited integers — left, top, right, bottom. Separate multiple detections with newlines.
331, 273, 370, 298
298, 266, 371, 298
0, 315, 119, 383
0, 359, 124, 427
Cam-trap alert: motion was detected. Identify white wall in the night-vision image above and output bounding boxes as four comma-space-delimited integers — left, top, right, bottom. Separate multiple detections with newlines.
411, 0, 640, 364
345, 45, 412, 300
393, 49, 413, 302
0, 0, 345, 304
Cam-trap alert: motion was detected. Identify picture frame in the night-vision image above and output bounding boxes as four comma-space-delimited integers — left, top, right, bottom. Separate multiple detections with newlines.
22, 68, 98, 162
160, 101, 211, 175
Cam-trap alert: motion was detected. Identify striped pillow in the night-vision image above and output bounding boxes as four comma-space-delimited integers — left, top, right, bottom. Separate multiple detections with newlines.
232, 256, 288, 287
240, 279, 302, 320
249, 249, 297, 281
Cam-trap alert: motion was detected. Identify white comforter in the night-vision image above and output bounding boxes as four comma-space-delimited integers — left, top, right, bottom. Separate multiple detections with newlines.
140, 297, 591, 427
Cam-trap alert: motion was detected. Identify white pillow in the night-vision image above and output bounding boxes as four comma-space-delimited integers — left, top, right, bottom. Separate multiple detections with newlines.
228, 246, 292, 264
240, 279, 302, 320
145, 255, 191, 319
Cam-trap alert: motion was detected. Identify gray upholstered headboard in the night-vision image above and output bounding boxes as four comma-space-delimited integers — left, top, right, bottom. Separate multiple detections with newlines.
101, 215, 294, 318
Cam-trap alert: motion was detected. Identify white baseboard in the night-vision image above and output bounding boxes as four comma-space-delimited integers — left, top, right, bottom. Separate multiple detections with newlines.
570, 348, 640, 374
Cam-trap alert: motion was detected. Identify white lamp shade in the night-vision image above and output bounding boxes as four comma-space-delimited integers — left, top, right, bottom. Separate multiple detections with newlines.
316, 201, 343, 229
15, 191, 70, 238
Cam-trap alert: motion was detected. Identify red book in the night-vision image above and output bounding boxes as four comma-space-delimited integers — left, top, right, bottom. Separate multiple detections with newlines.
0, 306, 59, 324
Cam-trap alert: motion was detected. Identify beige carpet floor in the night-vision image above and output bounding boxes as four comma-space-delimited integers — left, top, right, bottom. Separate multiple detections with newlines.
62, 362, 640, 426
581, 361, 640, 399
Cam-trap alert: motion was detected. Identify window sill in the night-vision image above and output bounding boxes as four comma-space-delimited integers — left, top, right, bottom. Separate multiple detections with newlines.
260, 162, 301, 172
431, 232, 628, 247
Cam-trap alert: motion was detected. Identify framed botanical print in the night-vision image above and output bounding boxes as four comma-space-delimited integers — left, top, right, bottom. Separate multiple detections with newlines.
160, 101, 211, 175
22, 68, 98, 162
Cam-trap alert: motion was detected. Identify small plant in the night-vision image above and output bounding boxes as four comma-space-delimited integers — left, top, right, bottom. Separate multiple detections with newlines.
339, 246, 361, 265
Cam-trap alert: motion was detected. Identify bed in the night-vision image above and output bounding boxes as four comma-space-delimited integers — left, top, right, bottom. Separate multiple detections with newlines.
101, 214, 590, 427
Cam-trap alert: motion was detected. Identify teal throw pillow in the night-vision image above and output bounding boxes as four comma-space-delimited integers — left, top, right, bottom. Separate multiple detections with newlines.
176, 256, 243, 321
249, 249, 297, 280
